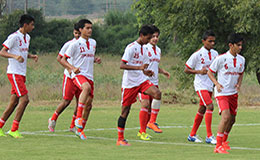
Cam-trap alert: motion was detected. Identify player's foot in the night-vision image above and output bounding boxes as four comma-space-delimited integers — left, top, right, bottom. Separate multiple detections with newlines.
222, 141, 231, 150
76, 130, 87, 140
147, 122, 163, 133
75, 118, 83, 129
48, 118, 56, 132
69, 126, 77, 133
8, 130, 23, 138
0, 128, 6, 137
205, 135, 217, 145
116, 139, 131, 146
187, 135, 202, 143
214, 145, 229, 154
137, 132, 151, 141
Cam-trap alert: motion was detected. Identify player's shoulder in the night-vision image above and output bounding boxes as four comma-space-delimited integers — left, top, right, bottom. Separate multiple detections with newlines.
126, 41, 137, 50
156, 45, 161, 52
237, 54, 245, 62
210, 48, 218, 56
7, 31, 20, 39
89, 38, 96, 45
215, 52, 228, 61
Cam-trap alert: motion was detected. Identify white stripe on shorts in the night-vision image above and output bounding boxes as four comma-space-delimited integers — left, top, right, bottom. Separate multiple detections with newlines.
62, 76, 68, 98
12, 74, 21, 97
198, 90, 207, 106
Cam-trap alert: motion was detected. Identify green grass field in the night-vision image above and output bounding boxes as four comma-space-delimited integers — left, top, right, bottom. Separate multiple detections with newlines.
0, 101, 259, 160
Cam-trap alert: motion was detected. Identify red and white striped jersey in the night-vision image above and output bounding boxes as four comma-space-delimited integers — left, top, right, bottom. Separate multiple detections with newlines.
209, 51, 245, 97
185, 46, 218, 91
143, 43, 161, 85
2, 30, 31, 76
65, 37, 96, 81
121, 41, 149, 88
58, 38, 77, 78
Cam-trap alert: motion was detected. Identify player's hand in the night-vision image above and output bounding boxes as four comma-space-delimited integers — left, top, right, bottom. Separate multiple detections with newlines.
33, 55, 38, 62
140, 64, 149, 70
216, 83, 224, 92
73, 67, 80, 74
200, 67, 208, 75
143, 69, 154, 77
94, 57, 101, 64
235, 84, 240, 92
163, 71, 170, 78
15, 55, 24, 63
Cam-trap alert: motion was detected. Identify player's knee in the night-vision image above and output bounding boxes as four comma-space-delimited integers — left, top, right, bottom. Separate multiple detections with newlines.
153, 90, 161, 99
86, 105, 92, 112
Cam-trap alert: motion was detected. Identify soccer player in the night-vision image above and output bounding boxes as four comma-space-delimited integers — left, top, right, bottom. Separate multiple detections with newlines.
61, 19, 101, 140
137, 25, 170, 140
0, 14, 38, 138
208, 33, 245, 154
184, 30, 218, 144
117, 25, 162, 146
48, 23, 81, 133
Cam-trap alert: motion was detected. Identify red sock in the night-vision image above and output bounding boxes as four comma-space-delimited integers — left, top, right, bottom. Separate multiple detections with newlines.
205, 110, 213, 137
70, 115, 76, 128
51, 111, 59, 121
77, 118, 87, 132
149, 109, 160, 123
11, 120, 19, 132
139, 107, 148, 133
216, 132, 224, 148
223, 131, 229, 142
117, 127, 125, 141
190, 112, 204, 136
146, 112, 151, 126
0, 118, 5, 128
76, 103, 85, 119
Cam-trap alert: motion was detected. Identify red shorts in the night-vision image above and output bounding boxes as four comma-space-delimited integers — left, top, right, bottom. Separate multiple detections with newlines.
121, 80, 154, 106
196, 90, 213, 106
215, 94, 238, 115
7, 74, 28, 97
62, 75, 81, 101
138, 85, 159, 101
73, 75, 94, 98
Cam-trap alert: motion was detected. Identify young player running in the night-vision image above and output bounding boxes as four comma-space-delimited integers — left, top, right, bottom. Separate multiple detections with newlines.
117, 25, 162, 146
61, 19, 101, 140
48, 23, 81, 133
137, 25, 170, 140
0, 14, 38, 138
185, 30, 218, 144
208, 33, 245, 154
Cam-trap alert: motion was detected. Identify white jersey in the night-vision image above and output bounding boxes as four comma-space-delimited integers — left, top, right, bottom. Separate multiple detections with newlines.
121, 41, 149, 88
2, 30, 31, 76
65, 37, 96, 81
58, 38, 77, 78
209, 51, 245, 97
185, 46, 218, 92
143, 43, 161, 85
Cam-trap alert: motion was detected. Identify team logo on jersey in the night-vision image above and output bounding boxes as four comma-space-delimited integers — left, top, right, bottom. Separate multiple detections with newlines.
148, 51, 152, 57
224, 63, 228, 70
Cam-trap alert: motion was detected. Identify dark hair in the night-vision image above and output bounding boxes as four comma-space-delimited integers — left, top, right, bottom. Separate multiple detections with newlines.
74, 23, 80, 32
202, 30, 215, 40
228, 33, 243, 44
151, 25, 160, 35
19, 14, 35, 27
139, 25, 154, 36
77, 19, 92, 29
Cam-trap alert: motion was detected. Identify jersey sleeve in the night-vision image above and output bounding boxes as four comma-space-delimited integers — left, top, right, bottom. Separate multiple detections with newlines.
59, 42, 70, 57
185, 53, 197, 69
2, 34, 16, 50
121, 45, 132, 63
64, 43, 75, 58
209, 56, 221, 73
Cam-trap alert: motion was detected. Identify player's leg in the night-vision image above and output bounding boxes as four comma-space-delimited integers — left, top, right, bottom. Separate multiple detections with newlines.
0, 94, 19, 137
70, 89, 80, 132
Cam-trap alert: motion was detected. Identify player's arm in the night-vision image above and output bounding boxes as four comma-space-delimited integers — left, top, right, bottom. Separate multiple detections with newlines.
207, 69, 223, 92
0, 46, 24, 62
235, 73, 244, 92
159, 67, 170, 78
120, 61, 153, 77
28, 54, 38, 62
61, 55, 80, 74
184, 66, 207, 75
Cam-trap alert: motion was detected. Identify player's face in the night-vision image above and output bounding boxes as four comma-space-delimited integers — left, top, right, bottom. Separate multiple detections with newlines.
202, 36, 215, 50
25, 21, 35, 33
230, 41, 243, 54
73, 30, 80, 39
80, 23, 92, 38
141, 33, 152, 45
150, 32, 159, 46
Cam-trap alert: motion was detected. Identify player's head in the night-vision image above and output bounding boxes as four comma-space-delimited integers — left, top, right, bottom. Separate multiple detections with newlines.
228, 33, 243, 54
77, 19, 92, 38
19, 14, 35, 33
73, 23, 81, 39
139, 25, 154, 45
150, 25, 160, 46
202, 30, 215, 50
